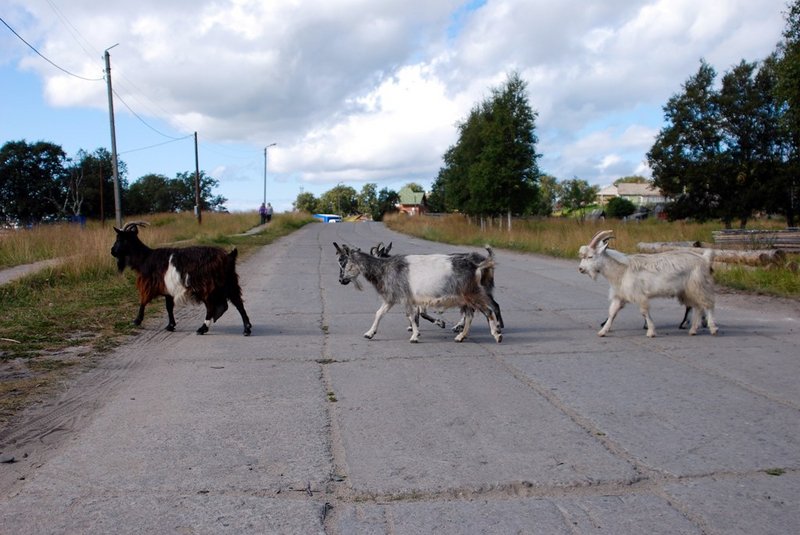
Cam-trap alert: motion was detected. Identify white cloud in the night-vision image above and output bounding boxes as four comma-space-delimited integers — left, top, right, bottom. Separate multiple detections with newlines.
2, 0, 788, 211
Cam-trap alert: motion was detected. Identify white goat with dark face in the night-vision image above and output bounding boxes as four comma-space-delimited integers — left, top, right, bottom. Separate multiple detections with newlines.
369, 241, 504, 333
334, 242, 502, 343
578, 230, 718, 338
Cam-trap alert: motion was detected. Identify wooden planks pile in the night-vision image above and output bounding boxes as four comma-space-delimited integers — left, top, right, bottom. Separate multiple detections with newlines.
712, 228, 800, 252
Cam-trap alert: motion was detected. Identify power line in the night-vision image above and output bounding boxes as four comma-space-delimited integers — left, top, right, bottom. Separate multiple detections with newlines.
0, 15, 103, 82
112, 87, 187, 140
119, 135, 193, 155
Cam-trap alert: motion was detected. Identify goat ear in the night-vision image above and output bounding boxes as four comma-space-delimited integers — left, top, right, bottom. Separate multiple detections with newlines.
385, 242, 392, 254
333, 242, 342, 254
114, 227, 122, 234
597, 239, 610, 254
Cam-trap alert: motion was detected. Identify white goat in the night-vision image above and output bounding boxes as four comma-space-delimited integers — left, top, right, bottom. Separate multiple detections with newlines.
578, 230, 718, 337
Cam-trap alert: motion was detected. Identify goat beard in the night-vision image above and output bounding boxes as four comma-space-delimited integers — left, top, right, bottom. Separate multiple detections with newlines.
346, 274, 363, 291
115, 256, 127, 273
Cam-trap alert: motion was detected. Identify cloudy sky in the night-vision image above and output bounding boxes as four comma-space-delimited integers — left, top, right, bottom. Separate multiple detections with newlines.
0, 0, 789, 212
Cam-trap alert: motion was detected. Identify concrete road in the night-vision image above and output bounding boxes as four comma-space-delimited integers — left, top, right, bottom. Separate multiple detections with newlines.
1, 221, 798, 534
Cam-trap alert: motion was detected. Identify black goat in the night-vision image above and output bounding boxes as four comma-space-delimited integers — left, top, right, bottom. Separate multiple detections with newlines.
111, 222, 252, 336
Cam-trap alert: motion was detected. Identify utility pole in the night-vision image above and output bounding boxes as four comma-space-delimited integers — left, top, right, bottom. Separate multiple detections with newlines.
104, 44, 123, 227
194, 132, 201, 224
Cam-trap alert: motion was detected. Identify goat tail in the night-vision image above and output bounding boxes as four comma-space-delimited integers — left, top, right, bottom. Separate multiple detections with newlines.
702, 248, 715, 273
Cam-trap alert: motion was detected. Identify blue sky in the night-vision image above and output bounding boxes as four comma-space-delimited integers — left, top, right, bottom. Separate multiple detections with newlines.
0, 0, 788, 213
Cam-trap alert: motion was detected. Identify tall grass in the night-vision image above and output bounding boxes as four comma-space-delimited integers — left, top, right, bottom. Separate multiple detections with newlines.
0, 211, 314, 423
384, 213, 798, 298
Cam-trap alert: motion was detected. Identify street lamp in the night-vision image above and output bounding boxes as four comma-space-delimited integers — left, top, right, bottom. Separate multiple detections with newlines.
263, 143, 277, 205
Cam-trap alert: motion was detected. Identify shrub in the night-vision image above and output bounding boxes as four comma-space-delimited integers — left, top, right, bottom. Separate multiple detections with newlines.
606, 197, 636, 219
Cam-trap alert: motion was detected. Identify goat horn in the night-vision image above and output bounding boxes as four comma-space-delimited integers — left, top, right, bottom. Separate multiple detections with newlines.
587, 230, 614, 249
122, 221, 149, 232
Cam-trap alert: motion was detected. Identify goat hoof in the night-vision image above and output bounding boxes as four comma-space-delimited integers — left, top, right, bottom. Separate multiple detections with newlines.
363, 333, 374, 339
243, 324, 252, 336
197, 325, 209, 335
165, 325, 175, 332
132, 319, 142, 326
495, 334, 503, 343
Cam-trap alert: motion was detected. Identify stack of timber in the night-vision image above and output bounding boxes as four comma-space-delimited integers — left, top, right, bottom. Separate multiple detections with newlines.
636, 241, 786, 267
712, 228, 800, 251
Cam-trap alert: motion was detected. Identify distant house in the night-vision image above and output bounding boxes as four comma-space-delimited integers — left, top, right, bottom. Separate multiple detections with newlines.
597, 183, 666, 206
397, 186, 427, 215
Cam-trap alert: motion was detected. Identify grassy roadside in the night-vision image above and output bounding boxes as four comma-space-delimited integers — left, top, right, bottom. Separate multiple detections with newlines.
0, 211, 314, 425
383, 213, 800, 298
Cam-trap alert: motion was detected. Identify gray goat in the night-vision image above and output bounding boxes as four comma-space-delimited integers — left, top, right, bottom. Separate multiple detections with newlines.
334, 242, 502, 343
369, 242, 504, 333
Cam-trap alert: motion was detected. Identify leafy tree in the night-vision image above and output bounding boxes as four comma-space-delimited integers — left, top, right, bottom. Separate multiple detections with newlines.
317, 184, 358, 215
775, 0, 800, 226
649, 58, 788, 227
535, 174, 559, 216
605, 197, 636, 219
357, 183, 378, 216
125, 171, 225, 214
173, 171, 227, 212
648, 60, 724, 223
126, 174, 179, 214
558, 178, 598, 221
293, 191, 318, 213
432, 71, 540, 218
0, 140, 67, 224
69, 148, 127, 221
613, 175, 648, 185
374, 187, 400, 221
403, 182, 425, 193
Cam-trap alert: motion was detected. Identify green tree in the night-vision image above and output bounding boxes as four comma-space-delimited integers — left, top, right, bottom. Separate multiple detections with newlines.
374, 187, 400, 221
648, 60, 724, 222
775, 0, 800, 226
605, 197, 636, 219
403, 182, 425, 193
69, 148, 127, 221
535, 174, 559, 216
126, 174, 178, 214
173, 171, 227, 212
613, 175, 648, 185
293, 191, 318, 213
433, 71, 540, 218
317, 184, 358, 215
0, 140, 67, 224
357, 183, 378, 216
558, 178, 598, 221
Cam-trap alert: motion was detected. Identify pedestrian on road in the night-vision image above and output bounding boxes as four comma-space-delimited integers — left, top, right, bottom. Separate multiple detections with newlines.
265, 202, 273, 223
259, 202, 267, 225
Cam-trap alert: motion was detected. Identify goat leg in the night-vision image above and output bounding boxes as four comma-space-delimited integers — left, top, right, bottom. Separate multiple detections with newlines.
420, 308, 446, 329
228, 294, 252, 336
598, 298, 623, 336
133, 303, 147, 326
454, 309, 475, 342
407, 306, 421, 343
164, 295, 176, 331
365, 302, 391, 339
640, 304, 657, 337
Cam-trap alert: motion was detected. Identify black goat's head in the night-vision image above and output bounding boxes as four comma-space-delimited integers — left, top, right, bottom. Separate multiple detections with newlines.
111, 221, 148, 272
369, 241, 392, 258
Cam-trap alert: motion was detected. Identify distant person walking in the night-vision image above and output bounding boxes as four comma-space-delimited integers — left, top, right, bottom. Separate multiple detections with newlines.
265, 202, 273, 223
259, 203, 267, 225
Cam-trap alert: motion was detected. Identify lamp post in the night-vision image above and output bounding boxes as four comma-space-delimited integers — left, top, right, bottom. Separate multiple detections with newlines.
263, 143, 277, 205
